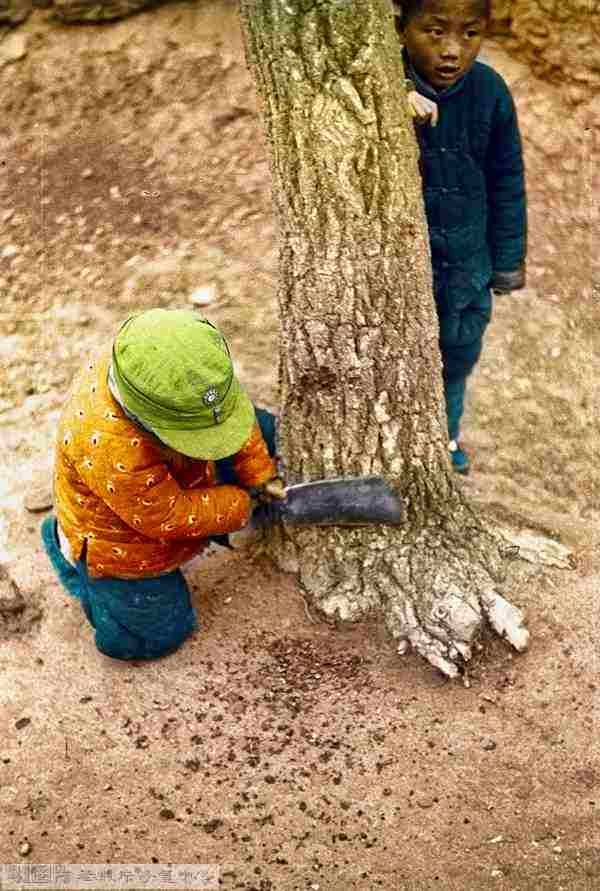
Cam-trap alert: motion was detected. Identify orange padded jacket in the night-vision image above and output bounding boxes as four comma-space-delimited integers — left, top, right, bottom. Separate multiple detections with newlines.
53, 350, 276, 578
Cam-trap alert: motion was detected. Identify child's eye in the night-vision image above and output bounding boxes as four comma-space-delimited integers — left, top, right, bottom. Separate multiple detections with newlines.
466, 29, 481, 37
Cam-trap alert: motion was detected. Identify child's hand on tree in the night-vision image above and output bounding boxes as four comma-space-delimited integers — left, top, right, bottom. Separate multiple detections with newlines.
407, 91, 438, 127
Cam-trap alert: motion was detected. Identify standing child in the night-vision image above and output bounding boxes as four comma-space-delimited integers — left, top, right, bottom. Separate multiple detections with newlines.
42, 308, 283, 662
395, 0, 527, 473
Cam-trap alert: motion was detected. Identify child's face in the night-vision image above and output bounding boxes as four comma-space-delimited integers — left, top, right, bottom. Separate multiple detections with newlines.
401, 0, 488, 91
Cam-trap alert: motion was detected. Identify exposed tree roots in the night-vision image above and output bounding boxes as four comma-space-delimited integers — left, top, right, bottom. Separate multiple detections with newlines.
269, 506, 530, 680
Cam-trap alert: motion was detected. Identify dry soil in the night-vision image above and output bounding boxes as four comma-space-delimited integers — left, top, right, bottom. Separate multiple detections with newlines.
0, 3, 598, 889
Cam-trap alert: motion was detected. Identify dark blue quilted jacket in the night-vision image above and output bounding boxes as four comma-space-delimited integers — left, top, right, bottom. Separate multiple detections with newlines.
404, 51, 527, 377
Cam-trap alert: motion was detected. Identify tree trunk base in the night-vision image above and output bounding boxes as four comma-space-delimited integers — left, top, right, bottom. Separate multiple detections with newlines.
268, 506, 532, 680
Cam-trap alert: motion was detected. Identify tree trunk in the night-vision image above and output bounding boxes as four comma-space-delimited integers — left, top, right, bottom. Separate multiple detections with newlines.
238, 0, 529, 679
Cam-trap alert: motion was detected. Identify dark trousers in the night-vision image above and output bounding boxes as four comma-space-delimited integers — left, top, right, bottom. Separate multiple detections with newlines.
438, 285, 490, 441
41, 515, 197, 661
444, 375, 468, 442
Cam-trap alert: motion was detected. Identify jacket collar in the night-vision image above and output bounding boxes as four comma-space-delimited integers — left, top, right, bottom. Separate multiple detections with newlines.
402, 47, 470, 102
107, 364, 156, 435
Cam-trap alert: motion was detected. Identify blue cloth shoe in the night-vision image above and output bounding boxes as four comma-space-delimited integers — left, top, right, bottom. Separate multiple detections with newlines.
448, 439, 470, 475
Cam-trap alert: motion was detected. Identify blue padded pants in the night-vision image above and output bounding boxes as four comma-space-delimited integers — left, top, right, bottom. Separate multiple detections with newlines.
41, 514, 197, 661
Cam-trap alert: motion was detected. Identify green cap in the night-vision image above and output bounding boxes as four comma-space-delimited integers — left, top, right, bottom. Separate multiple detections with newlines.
111, 308, 256, 460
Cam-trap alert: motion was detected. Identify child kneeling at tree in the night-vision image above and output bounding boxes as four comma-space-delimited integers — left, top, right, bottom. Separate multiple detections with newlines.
42, 308, 281, 661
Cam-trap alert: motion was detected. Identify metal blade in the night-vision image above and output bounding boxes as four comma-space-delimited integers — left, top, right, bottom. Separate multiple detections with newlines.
251, 476, 405, 528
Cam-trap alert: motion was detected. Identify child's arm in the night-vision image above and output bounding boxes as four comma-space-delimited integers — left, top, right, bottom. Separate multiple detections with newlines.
75, 445, 252, 541
486, 85, 527, 293
232, 422, 278, 490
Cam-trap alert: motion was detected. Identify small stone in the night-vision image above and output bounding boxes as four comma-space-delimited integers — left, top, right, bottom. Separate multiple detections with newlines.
190, 284, 217, 307
159, 808, 175, 820
81, 169, 93, 178
553, 845, 562, 854
133, 214, 142, 224
15, 717, 31, 730
491, 869, 503, 878
224, 597, 232, 604
82, 244, 94, 254
416, 795, 436, 809
103, 784, 112, 791
24, 484, 53, 513
0, 33, 28, 68
489, 835, 503, 844
551, 347, 561, 358
0, 572, 25, 613
109, 186, 122, 200
2, 245, 18, 259
19, 842, 31, 856
482, 739, 497, 751
2, 209, 15, 222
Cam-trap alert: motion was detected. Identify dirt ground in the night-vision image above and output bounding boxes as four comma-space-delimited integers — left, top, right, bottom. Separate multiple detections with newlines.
0, 2, 598, 889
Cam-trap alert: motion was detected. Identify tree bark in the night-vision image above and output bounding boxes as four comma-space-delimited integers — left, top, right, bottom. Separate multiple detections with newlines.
238, 0, 529, 679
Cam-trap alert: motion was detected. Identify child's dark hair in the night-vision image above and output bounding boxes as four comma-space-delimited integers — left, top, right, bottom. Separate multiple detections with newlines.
393, 0, 491, 29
